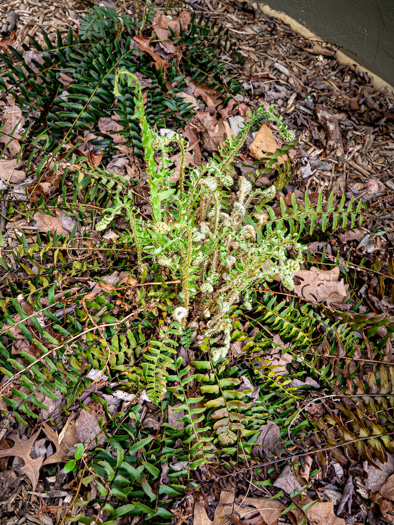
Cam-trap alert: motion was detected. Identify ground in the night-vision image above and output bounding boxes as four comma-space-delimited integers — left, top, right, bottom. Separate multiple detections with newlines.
0, 0, 393, 524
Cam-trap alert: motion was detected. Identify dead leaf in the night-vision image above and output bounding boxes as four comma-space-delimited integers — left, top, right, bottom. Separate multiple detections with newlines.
338, 230, 365, 243
315, 105, 344, 157
0, 158, 26, 183
297, 455, 313, 484
337, 476, 354, 515
41, 422, 71, 465
33, 210, 77, 236
370, 492, 394, 524
0, 29, 17, 50
304, 501, 345, 525
194, 501, 213, 525
177, 92, 199, 110
98, 281, 116, 293
152, 12, 190, 54
261, 335, 292, 378
184, 124, 202, 165
294, 266, 350, 306
0, 430, 43, 490
213, 490, 235, 524
168, 404, 185, 429
290, 377, 320, 389
0, 104, 25, 157
28, 169, 62, 202
133, 35, 168, 70
273, 465, 302, 495
241, 497, 285, 525
75, 409, 105, 449
381, 473, 394, 501
98, 116, 123, 133
252, 422, 282, 458
196, 112, 232, 152
249, 124, 287, 164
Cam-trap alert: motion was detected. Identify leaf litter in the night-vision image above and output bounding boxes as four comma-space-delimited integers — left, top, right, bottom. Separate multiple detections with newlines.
0, 0, 393, 523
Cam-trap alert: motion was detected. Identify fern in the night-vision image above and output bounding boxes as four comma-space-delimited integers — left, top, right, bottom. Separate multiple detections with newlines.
143, 321, 180, 405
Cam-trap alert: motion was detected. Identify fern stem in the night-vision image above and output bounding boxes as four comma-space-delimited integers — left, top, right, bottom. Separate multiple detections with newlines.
182, 227, 193, 310
128, 207, 143, 273
178, 139, 186, 193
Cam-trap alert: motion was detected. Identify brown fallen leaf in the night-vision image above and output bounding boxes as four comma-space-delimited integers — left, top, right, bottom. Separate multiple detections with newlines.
41, 422, 71, 465
304, 501, 345, 525
133, 35, 168, 70
252, 421, 282, 458
249, 124, 287, 164
273, 465, 302, 495
241, 497, 285, 525
0, 29, 17, 50
381, 473, 394, 501
75, 409, 105, 449
168, 404, 185, 429
260, 334, 292, 378
191, 82, 221, 108
294, 266, 349, 306
184, 124, 202, 165
177, 92, 199, 111
0, 103, 25, 157
196, 112, 233, 152
213, 490, 234, 524
0, 158, 26, 183
370, 491, 394, 524
194, 501, 213, 525
33, 210, 77, 236
152, 11, 191, 54
28, 168, 62, 202
0, 430, 43, 490
315, 105, 344, 157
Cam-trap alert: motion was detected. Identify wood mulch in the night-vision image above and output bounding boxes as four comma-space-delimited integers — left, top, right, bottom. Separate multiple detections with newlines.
0, 0, 393, 523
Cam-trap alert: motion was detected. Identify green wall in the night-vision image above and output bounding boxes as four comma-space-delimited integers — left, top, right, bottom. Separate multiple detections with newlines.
258, 0, 394, 86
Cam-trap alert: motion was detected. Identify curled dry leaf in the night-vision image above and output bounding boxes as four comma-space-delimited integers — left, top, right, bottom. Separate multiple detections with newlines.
315, 105, 344, 157
249, 124, 287, 164
294, 266, 350, 306
41, 422, 73, 465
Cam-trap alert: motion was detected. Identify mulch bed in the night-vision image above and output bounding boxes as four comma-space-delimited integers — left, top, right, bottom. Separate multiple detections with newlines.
0, 0, 393, 523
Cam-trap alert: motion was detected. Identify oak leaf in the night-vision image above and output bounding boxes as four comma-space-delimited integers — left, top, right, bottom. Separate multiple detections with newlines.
294, 266, 349, 306
241, 497, 285, 525
0, 430, 43, 490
